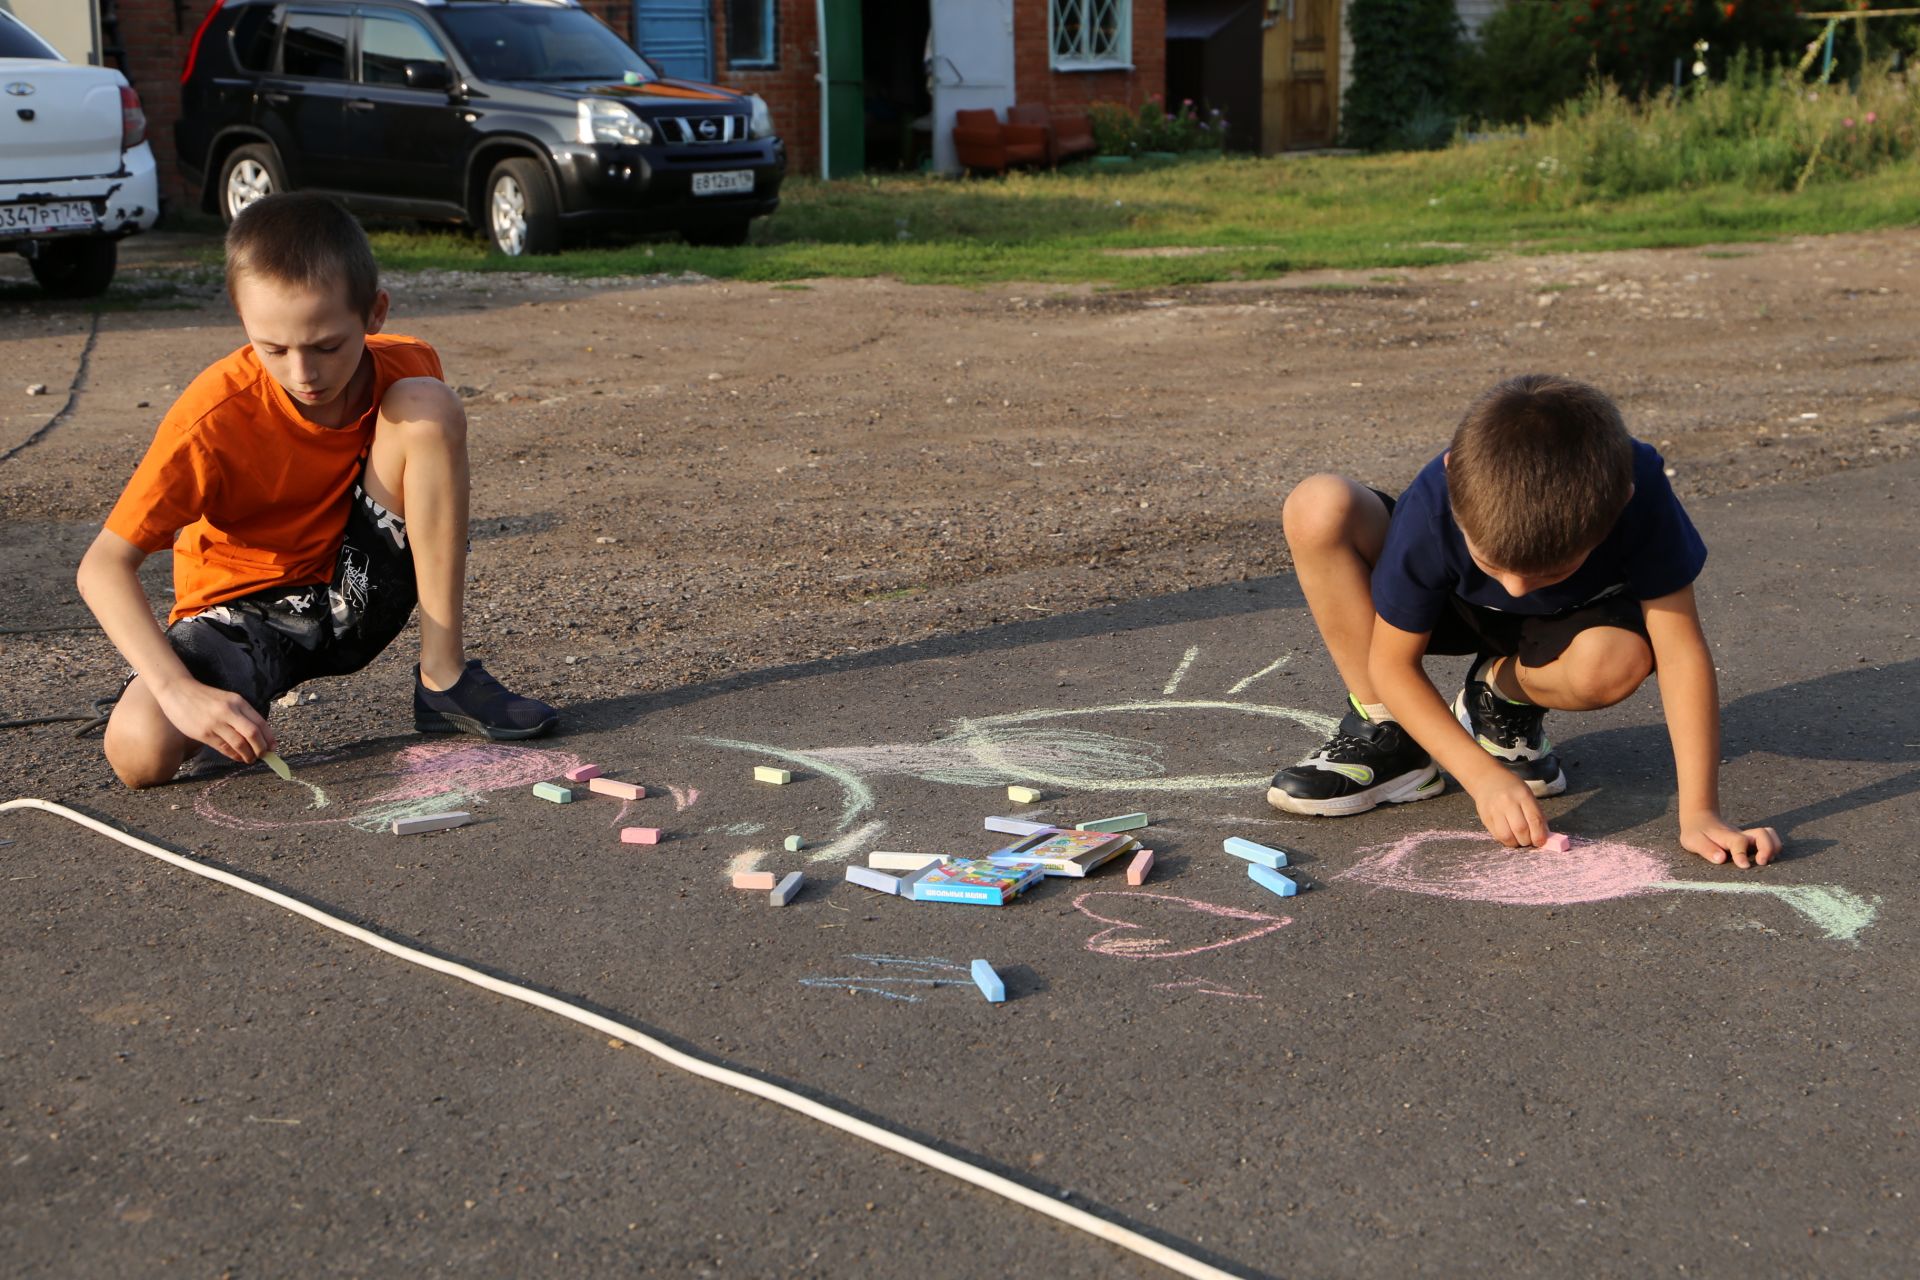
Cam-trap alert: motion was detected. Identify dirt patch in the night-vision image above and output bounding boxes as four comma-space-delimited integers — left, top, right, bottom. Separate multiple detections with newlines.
2, 229, 1916, 791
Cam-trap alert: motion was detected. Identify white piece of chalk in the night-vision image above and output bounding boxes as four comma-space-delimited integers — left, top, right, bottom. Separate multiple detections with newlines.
845, 865, 903, 895
984, 815, 1053, 836
870, 851, 947, 872
1007, 785, 1043, 804
1076, 812, 1148, 834
588, 777, 644, 800
1540, 832, 1572, 852
392, 811, 471, 836
769, 871, 804, 905
1223, 836, 1289, 869
754, 766, 792, 785
1126, 848, 1155, 885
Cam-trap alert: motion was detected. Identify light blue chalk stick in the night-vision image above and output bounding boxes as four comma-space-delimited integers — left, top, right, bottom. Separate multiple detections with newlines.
784, 834, 804, 853
970, 959, 1006, 1004
1076, 812, 1148, 834
1224, 836, 1289, 869
844, 865, 902, 895
1247, 864, 1299, 897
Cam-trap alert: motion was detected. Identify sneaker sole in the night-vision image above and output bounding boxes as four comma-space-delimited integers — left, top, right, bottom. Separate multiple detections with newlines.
1266, 764, 1444, 817
415, 709, 559, 741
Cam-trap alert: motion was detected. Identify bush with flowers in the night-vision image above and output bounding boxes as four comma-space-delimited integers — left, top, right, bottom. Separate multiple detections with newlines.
1089, 96, 1231, 156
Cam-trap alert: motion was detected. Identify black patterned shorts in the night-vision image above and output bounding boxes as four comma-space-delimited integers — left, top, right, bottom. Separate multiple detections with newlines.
161, 481, 417, 715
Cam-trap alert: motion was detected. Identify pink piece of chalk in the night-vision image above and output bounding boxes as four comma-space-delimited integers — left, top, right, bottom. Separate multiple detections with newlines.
1126, 848, 1156, 886
1540, 832, 1572, 852
621, 827, 661, 845
589, 777, 644, 800
732, 870, 777, 890
564, 764, 604, 783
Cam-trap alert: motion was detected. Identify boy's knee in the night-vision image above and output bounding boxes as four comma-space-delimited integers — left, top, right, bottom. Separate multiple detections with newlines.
1564, 633, 1653, 707
1282, 473, 1362, 549
379, 377, 467, 447
103, 722, 180, 789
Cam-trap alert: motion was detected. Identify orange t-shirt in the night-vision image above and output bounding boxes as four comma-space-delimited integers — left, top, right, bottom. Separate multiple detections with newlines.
106, 334, 444, 623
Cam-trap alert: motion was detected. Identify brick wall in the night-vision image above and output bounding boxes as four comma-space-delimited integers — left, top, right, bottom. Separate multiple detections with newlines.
1014, 0, 1165, 111
708, 0, 823, 175
113, 0, 203, 204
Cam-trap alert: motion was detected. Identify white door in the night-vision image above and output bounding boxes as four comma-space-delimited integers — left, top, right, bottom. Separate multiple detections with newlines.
928, 0, 1015, 174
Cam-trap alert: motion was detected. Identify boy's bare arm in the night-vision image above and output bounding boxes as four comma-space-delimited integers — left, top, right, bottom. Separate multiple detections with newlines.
76, 529, 274, 762
1642, 585, 1780, 868
1368, 617, 1549, 848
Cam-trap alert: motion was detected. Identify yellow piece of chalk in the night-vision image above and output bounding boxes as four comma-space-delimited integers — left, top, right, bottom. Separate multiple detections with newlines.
753, 766, 792, 785
1007, 785, 1042, 804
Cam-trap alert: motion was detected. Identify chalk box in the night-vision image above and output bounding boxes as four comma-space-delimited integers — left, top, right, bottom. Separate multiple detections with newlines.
910, 859, 1044, 906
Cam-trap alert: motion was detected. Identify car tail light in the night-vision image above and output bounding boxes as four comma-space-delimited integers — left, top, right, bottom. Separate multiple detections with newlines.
180, 0, 226, 85
120, 85, 147, 149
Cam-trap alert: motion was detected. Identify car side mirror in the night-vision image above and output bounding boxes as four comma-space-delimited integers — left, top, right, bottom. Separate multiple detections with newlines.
404, 60, 453, 92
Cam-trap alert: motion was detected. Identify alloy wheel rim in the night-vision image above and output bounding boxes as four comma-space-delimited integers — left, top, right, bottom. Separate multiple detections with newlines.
491, 175, 527, 255
227, 159, 272, 217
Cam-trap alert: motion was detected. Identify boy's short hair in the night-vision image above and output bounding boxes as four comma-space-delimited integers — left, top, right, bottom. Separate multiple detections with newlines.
225, 193, 380, 319
1447, 374, 1635, 573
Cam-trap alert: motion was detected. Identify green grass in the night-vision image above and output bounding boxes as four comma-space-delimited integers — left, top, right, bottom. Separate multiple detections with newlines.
273, 65, 1920, 289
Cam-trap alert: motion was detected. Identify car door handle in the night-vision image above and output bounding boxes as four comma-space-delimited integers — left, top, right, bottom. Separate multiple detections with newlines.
259, 91, 289, 105
346, 99, 376, 112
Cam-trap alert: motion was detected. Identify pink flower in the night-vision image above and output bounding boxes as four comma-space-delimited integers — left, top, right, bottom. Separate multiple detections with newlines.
1843, 116, 1855, 128
1866, 111, 1878, 124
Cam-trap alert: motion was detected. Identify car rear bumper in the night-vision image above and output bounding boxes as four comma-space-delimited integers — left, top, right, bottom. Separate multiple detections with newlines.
0, 143, 162, 246
551, 138, 787, 229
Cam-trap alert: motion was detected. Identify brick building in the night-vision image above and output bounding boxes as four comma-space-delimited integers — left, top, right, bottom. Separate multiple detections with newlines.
61, 0, 1166, 204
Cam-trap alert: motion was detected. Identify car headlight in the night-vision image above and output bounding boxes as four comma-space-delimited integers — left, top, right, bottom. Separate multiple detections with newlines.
747, 94, 774, 140
577, 98, 652, 146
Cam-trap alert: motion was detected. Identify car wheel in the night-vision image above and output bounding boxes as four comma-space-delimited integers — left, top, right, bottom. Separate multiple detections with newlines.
682, 220, 751, 248
28, 237, 117, 298
219, 143, 286, 225
485, 158, 559, 256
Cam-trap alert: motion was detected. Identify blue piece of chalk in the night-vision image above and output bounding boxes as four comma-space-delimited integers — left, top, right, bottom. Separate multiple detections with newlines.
845, 865, 902, 896
1224, 836, 1289, 869
1247, 864, 1299, 897
970, 959, 1006, 1004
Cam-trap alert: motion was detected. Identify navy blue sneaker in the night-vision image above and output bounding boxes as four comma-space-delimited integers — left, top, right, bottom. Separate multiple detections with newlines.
1453, 664, 1566, 797
1268, 704, 1443, 817
414, 661, 558, 740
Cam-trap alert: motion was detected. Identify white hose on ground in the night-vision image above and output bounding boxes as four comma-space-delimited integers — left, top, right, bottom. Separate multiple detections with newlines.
0, 798, 1241, 1280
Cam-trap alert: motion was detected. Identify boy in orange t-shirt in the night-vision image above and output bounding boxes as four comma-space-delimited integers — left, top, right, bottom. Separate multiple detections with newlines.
77, 194, 556, 788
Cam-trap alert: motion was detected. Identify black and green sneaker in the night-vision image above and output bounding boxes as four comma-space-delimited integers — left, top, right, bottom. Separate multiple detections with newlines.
1452, 662, 1567, 797
1267, 699, 1444, 817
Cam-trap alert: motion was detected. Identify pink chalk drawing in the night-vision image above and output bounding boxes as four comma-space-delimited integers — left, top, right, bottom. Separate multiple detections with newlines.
1150, 976, 1264, 1000
1338, 829, 1880, 942
1340, 828, 1668, 906
666, 785, 699, 812
196, 741, 586, 834
1073, 891, 1293, 960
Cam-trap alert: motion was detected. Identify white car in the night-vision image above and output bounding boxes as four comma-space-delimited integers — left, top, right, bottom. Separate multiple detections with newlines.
0, 9, 159, 297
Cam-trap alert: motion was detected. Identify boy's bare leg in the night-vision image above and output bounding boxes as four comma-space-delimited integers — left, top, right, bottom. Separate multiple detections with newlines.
103, 677, 197, 789
1281, 474, 1393, 704
362, 377, 468, 691
1493, 626, 1653, 712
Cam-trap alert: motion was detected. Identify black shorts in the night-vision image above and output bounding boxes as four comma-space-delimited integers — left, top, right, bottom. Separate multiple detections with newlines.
160, 480, 418, 716
1370, 486, 1648, 667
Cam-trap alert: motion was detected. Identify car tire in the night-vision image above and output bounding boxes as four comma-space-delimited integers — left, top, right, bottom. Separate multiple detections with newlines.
682, 219, 751, 248
28, 237, 117, 298
485, 158, 559, 256
219, 143, 286, 225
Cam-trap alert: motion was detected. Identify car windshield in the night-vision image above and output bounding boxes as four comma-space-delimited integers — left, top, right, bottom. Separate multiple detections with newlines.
437, 8, 656, 82
0, 13, 64, 60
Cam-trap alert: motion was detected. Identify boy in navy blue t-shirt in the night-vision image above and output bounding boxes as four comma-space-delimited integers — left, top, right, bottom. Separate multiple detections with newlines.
1270, 373, 1780, 867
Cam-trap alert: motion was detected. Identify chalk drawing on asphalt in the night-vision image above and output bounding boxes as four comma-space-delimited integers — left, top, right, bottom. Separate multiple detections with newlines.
1150, 977, 1264, 1000
1074, 890, 1293, 960
1341, 829, 1878, 943
798, 953, 973, 1002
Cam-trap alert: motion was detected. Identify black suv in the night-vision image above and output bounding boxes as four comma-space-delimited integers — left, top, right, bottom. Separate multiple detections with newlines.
177, 0, 784, 252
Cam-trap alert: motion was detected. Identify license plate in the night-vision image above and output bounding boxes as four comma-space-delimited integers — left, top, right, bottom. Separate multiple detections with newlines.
0, 200, 98, 233
691, 170, 754, 196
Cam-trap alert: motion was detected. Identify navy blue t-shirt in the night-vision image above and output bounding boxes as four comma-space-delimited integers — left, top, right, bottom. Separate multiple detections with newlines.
1371, 440, 1707, 633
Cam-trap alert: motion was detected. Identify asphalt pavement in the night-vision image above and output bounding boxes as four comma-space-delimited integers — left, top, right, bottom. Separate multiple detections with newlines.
3, 457, 1916, 1279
